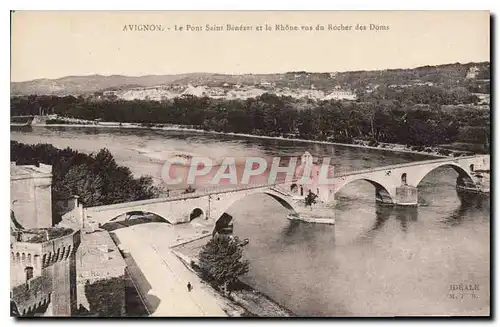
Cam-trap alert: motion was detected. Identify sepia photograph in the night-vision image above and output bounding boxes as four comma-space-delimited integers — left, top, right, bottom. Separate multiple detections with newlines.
9, 10, 490, 317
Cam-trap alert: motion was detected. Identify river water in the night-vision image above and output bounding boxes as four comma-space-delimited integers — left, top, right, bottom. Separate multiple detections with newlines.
11, 126, 490, 316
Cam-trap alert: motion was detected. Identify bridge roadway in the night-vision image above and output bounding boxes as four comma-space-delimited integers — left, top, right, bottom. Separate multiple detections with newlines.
84, 155, 489, 226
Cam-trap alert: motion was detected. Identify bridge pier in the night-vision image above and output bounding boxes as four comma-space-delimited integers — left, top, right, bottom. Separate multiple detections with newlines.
373, 184, 418, 206
290, 201, 336, 224
392, 185, 418, 206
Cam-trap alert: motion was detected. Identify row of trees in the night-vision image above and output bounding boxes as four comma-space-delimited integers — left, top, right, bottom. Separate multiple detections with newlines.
11, 92, 490, 148
358, 85, 481, 105
11, 141, 161, 207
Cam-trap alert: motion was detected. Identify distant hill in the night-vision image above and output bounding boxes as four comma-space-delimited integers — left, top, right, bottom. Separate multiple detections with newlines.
11, 62, 490, 97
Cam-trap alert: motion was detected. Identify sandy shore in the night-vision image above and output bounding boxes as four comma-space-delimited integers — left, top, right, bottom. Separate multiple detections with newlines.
15, 120, 453, 158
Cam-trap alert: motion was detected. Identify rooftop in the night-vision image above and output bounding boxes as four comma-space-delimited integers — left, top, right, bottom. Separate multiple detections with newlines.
10, 162, 52, 180
11, 227, 74, 243
77, 230, 126, 271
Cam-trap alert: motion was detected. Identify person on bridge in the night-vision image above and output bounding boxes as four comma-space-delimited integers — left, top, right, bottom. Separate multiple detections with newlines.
187, 282, 193, 292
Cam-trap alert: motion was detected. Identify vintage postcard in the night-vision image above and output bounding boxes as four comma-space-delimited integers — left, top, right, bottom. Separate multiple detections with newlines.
10, 11, 490, 317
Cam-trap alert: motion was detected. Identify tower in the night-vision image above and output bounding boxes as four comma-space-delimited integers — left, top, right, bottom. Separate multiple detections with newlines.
11, 163, 80, 317
293, 152, 334, 203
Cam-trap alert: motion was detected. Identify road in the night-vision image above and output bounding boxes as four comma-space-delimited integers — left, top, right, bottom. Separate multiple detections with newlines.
113, 223, 228, 317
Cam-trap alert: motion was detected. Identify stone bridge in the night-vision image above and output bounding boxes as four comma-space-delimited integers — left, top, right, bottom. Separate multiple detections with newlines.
83, 155, 489, 226
84, 183, 300, 226
320, 154, 489, 205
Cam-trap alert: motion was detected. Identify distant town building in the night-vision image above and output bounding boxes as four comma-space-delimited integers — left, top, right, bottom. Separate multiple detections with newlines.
388, 84, 412, 89
415, 82, 435, 87
323, 87, 357, 101
466, 66, 480, 79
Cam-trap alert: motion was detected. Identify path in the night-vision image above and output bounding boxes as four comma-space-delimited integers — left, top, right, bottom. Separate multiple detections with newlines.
113, 224, 227, 317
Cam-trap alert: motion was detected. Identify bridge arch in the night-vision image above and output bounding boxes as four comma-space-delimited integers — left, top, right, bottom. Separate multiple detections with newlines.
414, 163, 475, 187
108, 210, 173, 223
334, 177, 394, 204
189, 208, 205, 221
213, 189, 300, 225
100, 210, 172, 231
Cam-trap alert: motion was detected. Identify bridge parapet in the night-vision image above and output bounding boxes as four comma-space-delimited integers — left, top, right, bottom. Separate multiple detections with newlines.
85, 179, 298, 213
332, 156, 486, 178
82, 156, 489, 225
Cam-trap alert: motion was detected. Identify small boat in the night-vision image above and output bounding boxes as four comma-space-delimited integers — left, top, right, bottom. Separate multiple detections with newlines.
287, 214, 335, 225
10, 122, 31, 127
456, 171, 490, 195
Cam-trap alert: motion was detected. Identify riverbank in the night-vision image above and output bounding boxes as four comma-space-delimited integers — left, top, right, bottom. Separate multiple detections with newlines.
172, 236, 294, 317
108, 219, 292, 317
13, 119, 473, 159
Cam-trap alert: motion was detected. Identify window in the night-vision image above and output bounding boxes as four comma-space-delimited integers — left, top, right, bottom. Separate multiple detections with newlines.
401, 173, 408, 186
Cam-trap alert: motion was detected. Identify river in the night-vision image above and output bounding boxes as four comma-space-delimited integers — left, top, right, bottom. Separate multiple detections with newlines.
11, 126, 490, 316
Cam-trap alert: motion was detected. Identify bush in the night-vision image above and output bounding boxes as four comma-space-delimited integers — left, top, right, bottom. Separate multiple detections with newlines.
437, 148, 452, 156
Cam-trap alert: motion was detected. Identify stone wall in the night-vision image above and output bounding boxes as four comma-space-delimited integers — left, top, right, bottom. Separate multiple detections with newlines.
11, 276, 51, 316
75, 231, 127, 317
11, 175, 52, 229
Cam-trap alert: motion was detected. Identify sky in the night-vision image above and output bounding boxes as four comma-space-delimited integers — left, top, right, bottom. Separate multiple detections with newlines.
10, 11, 490, 82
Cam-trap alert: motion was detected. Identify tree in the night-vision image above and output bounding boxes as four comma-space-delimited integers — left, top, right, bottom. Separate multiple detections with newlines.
305, 190, 317, 208
11, 141, 161, 207
60, 164, 105, 206
198, 235, 249, 295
